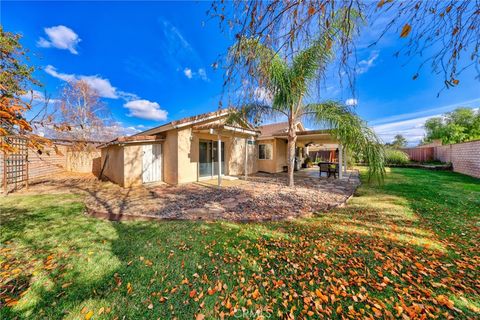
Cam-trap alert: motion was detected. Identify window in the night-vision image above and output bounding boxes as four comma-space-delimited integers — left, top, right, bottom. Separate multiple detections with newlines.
259, 144, 273, 160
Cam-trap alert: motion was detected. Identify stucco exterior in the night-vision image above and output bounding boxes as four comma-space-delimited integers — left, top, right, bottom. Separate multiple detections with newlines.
123, 144, 144, 186
99, 109, 338, 187
257, 138, 288, 173
100, 145, 124, 186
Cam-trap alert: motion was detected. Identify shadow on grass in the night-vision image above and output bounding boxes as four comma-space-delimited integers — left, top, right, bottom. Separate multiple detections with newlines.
1, 168, 479, 318
1, 195, 282, 319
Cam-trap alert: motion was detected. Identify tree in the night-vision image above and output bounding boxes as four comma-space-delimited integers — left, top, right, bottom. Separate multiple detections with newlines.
231, 34, 384, 187
387, 134, 407, 148
423, 107, 480, 144
53, 80, 115, 143
210, 1, 479, 93
0, 27, 39, 152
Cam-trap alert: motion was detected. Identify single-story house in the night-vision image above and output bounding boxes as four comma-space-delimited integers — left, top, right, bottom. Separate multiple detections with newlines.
98, 109, 345, 187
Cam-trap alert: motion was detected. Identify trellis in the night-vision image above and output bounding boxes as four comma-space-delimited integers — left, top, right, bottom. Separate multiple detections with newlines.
2, 136, 29, 193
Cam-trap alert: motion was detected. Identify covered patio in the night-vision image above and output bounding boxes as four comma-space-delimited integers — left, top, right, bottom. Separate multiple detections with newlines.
272, 129, 349, 179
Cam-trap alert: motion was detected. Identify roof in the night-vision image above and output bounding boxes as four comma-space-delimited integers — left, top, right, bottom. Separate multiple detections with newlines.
257, 121, 306, 138
258, 122, 289, 136
98, 135, 164, 149
134, 108, 235, 136
273, 129, 332, 137
193, 122, 260, 135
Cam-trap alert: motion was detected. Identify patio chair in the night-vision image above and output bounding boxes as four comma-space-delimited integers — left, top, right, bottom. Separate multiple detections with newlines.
318, 163, 329, 177
328, 163, 339, 179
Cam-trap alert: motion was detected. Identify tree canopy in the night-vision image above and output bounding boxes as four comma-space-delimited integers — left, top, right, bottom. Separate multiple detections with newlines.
386, 134, 407, 149
423, 108, 480, 145
232, 31, 385, 186
0, 27, 38, 151
210, 1, 479, 94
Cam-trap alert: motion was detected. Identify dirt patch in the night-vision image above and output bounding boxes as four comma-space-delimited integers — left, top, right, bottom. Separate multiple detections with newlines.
13, 171, 360, 222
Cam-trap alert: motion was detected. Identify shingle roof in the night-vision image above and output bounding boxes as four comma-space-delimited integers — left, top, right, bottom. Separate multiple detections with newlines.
257, 122, 289, 137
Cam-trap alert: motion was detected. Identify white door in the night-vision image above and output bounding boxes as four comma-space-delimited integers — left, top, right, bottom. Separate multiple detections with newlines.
142, 144, 162, 183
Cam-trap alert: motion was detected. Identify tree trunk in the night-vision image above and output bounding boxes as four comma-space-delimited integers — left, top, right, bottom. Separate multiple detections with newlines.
287, 119, 297, 187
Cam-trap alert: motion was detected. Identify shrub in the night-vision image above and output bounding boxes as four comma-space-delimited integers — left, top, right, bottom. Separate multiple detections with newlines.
384, 149, 410, 165
303, 156, 312, 168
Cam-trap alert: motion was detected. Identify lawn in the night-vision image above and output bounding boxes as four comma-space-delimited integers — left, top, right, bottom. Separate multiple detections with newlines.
1, 168, 479, 319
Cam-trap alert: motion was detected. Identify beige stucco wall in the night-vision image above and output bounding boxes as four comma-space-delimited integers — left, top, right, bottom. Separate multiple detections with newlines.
170, 127, 258, 184
123, 144, 144, 186
177, 130, 242, 184
66, 150, 101, 173
257, 138, 304, 173
228, 136, 257, 176
275, 138, 288, 172
100, 145, 124, 186
177, 127, 199, 184
163, 130, 178, 184
257, 139, 277, 173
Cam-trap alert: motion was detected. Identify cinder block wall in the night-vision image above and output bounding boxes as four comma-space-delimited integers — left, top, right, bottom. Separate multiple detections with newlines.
433, 140, 480, 178
448, 140, 480, 178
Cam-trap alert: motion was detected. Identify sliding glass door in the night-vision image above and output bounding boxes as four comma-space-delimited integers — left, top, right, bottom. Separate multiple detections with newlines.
199, 140, 225, 178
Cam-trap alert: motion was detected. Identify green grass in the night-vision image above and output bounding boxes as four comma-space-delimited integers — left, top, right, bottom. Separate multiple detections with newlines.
1, 168, 479, 319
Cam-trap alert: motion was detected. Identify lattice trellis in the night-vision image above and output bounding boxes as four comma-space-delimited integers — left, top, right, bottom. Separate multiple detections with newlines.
2, 136, 29, 193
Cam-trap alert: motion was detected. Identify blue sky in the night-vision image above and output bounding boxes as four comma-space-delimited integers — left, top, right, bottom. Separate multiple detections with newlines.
3, 1, 479, 145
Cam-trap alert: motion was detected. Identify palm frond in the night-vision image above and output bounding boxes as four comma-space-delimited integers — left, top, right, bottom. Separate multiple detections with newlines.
231, 37, 288, 95
303, 101, 385, 183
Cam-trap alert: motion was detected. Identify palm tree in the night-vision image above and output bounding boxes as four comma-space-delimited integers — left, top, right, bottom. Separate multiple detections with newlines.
231, 31, 384, 187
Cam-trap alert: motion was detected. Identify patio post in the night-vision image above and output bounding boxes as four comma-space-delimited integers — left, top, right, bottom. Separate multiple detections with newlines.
343, 148, 347, 174
218, 134, 222, 187
244, 137, 248, 180
338, 143, 343, 179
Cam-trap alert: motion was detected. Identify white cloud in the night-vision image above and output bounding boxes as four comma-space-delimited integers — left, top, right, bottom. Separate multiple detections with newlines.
373, 115, 433, 145
21, 89, 59, 104
124, 99, 168, 121
254, 87, 273, 104
184, 68, 193, 79
369, 98, 480, 126
357, 51, 379, 74
345, 98, 358, 106
45, 65, 167, 122
44, 65, 118, 99
37, 25, 81, 54
198, 68, 209, 81
182, 67, 209, 81
371, 102, 480, 146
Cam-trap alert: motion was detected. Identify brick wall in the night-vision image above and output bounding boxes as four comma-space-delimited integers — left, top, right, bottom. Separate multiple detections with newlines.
434, 145, 451, 163
407, 140, 480, 179
448, 140, 480, 178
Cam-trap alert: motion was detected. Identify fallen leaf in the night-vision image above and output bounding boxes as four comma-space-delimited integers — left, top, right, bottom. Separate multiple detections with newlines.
400, 24, 412, 38
189, 289, 197, 298
85, 310, 94, 320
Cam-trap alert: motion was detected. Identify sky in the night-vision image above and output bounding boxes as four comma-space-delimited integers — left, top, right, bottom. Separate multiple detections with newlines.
2, 1, 479, 146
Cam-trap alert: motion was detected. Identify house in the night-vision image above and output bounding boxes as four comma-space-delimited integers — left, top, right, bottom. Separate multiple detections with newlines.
98, 109, 344, 187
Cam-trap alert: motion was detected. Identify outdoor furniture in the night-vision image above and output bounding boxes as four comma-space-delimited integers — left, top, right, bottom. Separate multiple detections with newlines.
318, 161, 339, 178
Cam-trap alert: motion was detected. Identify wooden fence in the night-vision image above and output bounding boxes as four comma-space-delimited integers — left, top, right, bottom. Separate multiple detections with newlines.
1, 138, 101, 192
402, 147, 435, 162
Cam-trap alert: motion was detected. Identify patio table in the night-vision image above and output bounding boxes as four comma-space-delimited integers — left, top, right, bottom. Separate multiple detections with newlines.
317, 162, 339, 178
